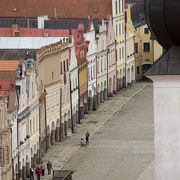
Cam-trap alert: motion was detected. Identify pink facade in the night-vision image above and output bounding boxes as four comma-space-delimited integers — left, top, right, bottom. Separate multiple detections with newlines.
107, 15, 117, 94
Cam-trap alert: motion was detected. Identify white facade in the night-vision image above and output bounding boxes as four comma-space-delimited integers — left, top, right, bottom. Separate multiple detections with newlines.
26, 58, 40, 167
84, 22, 97, 110
68, 36, 79, 125
16, 60, 30, 174
96, 19, 108, 104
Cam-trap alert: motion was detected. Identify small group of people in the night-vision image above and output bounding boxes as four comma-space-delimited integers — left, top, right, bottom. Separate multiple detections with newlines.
80, 131, 90, 147
29, 161, 52, 180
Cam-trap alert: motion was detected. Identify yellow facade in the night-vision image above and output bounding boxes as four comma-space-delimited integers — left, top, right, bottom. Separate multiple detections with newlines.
79, 62, 88, 96
113, 0, 126, 88
134, 24, 163, 80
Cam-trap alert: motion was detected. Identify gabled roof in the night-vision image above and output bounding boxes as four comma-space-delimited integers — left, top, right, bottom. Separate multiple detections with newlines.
0, 0, 112, 20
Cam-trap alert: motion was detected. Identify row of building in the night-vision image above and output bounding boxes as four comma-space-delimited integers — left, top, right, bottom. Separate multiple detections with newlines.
0, 0, 163, 179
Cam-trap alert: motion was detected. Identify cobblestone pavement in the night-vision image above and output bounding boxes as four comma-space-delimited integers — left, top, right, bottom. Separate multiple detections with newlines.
63, 82, 154, 180
39, 81, 154, 180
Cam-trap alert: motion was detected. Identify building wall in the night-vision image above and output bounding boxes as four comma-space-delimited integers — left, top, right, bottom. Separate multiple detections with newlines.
126, 3, 135, 85
0, 96, 12, 180
112, 0, 126, 88
135, 24, 163, 80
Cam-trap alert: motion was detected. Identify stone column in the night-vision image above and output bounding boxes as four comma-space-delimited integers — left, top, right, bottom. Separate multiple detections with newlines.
64, 122, 67, 136
19, 168, 22, 179
100, 90, 104, 102
46, 133, 51, 150
31, 157, 34, 168
123, 76, 126, 88
51, 130, 55, 145
88, 97, 93, 111
55, 127, 60, 142
26, 162, 30, 178
76, 110, 79, 123
61, 123, 65, 139
22, 165, 26, 179
103, 89, 107, 100
34, 153, 37, 167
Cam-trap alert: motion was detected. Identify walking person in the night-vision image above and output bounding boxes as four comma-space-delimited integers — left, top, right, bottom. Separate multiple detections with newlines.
41, 161, 45, 176
47, 161, 52, 175
29, 168, 34, 180
85, 131, 90, 145
35, 166, 42, 180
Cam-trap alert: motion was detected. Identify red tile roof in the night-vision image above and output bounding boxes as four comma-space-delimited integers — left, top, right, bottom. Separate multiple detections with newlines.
0, 60, 19, 71
0, 28, 70, 37
0, 0, 112, 19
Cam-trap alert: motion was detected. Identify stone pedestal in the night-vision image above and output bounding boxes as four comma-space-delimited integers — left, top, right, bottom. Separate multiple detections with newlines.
55, 127, 60, 142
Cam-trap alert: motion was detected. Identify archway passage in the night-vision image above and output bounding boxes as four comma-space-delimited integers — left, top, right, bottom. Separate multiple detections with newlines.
55, 119, 60, 142
88, 90, 93, 111
142, 64, 152, 80
131, 65, 135, 83
92, 86, 97, 110
113, 75, 116, 93
104, 81, 107, 101
100, 82, 104, 103
127, 68, 131, 85
97, 84, 100, 106
108, 78, 113, 97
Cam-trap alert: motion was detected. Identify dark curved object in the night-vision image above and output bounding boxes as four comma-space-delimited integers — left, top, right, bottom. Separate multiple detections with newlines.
145, 0, 180, 50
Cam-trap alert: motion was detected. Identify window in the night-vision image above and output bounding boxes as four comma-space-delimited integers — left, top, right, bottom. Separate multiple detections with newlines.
122, 47, 124, 58
144, 28, 149, 34
119, 0, 121, 13
52, 72, 54, 80
6, 146, 9, 164
137, 66, 140, 74
101, 59, 103, 72
63, 61, 66, 72
119, 48, 121, 60
66, 59, 69, 71
144, 42, 150, 52
0, 147, 5, 167
115, 1, 118, 14
135, 43, 138, 53
119, 23, 121, 35
116, 24, 118, 36
60, 62, 63, 74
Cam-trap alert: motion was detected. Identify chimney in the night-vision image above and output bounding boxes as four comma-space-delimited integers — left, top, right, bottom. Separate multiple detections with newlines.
12, 24, 19, 37
38, 15, 48, 29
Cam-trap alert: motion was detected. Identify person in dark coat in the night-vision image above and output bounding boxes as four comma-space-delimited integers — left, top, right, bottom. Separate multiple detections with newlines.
30, 168, 34, 180
35, 166, 42, 180
41, 161, 45, 176
85, 131, 90, 145
47, 161, 52, 175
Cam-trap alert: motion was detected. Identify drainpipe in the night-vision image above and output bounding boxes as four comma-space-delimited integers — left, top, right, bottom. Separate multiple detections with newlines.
59, 87, 62, 141
38, 101, 42, 164
95, 55, 98, 104
44, 92, 47, 153
107, 49, 109, 99
69, 73, 74, 133
124, 10, 127, 88
77, 68, 80, 124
